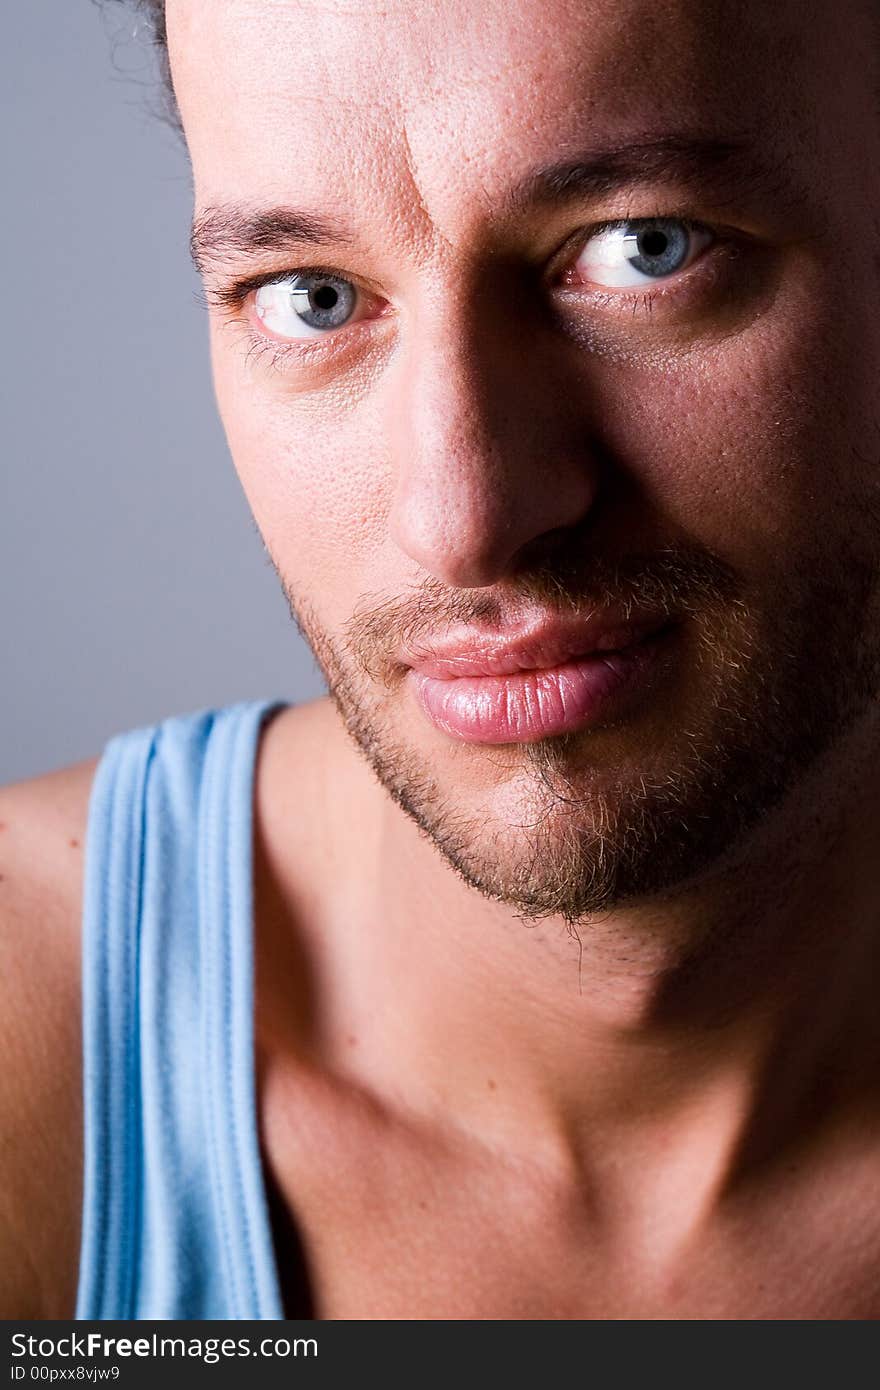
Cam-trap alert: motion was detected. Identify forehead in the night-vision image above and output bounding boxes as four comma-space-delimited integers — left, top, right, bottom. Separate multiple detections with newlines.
168, 0, 866, 233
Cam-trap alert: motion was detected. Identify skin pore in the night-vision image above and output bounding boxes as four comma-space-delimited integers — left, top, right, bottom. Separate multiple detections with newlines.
167, 0, 880, 1314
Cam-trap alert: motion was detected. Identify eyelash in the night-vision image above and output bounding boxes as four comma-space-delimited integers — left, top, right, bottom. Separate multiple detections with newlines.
209, 216, 731, 371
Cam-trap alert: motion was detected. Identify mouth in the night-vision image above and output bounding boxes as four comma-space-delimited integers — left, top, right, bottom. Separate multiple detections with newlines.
406, 615, 677, 744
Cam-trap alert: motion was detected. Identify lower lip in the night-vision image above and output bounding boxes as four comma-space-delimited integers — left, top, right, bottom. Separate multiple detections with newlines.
410, 627, 673, 744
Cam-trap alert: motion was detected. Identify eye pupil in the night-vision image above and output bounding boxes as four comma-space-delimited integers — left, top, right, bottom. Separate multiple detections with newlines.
312, 284, 339, 310
640, 229, 669, 257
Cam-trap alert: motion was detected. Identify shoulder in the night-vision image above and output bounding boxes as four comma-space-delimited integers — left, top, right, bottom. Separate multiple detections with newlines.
255, 697, 350, 836
254, 695, 380, 887
0, 755, 99, 1318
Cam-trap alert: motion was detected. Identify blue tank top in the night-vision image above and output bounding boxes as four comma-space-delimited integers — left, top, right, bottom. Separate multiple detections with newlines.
75, 700, 290, 1320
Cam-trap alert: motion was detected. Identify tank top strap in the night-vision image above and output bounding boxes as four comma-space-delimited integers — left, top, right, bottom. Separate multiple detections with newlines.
76, 699, 288, 1320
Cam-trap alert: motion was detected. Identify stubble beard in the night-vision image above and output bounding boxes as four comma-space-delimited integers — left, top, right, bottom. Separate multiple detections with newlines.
275, 543, 880, 931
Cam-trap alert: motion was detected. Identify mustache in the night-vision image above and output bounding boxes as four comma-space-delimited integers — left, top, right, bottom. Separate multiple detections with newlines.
343, 543, 742, 683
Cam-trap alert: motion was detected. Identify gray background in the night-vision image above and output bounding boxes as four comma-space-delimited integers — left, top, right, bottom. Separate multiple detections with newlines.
1, 2, 325, 785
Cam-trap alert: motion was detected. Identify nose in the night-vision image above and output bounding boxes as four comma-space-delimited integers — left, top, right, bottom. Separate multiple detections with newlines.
387, 299, 601, 589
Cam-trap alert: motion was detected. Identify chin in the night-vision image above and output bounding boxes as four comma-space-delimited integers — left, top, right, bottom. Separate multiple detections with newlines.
340, 692, 747, 923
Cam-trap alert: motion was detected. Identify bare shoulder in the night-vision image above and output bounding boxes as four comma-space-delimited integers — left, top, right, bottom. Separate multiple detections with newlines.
258, 696, 342, 774
0, 755, 99, 1318
254, 695, 379, 896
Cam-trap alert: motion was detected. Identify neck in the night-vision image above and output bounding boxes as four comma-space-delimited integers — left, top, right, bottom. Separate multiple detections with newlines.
257, 702, 880, 1244
317, 716, 880, 1200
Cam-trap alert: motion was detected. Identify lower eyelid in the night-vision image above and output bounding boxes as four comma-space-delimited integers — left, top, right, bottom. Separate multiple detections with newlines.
238, 306, 391, 373
552, 254, 745, 335
247, 319, 345, 356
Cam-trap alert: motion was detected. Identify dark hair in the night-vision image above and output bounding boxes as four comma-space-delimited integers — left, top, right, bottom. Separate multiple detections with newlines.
134, 0, 166, 39
112, 0, 176, 126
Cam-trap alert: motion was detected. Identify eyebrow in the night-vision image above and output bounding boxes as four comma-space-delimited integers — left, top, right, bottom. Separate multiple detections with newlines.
504, 133, 792, 214
190, 205, 352, 276
190, 132, 796, 276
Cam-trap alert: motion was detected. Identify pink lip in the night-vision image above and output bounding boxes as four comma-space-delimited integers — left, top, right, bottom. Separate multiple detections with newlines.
406, 616, 673, 744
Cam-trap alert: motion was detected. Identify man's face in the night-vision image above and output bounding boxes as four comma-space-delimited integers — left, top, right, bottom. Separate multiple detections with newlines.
169, 0, 880, 922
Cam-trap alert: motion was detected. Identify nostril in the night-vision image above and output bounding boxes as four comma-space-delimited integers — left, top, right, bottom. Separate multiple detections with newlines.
511, 502, 606, 579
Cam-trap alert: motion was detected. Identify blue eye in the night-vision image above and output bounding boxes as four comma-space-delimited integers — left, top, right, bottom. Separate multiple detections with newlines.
255, 271, 360, 339
574, 218, 712, 289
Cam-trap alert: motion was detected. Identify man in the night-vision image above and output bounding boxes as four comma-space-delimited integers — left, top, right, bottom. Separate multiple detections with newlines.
2, 0, 880, 1319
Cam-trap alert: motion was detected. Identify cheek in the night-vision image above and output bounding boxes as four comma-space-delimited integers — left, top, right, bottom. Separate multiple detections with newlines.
211, 336, 393, 614
598, 280, 873, 586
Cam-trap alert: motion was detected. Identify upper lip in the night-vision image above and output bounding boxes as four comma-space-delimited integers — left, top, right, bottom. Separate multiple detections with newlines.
403, 610, 671, 679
